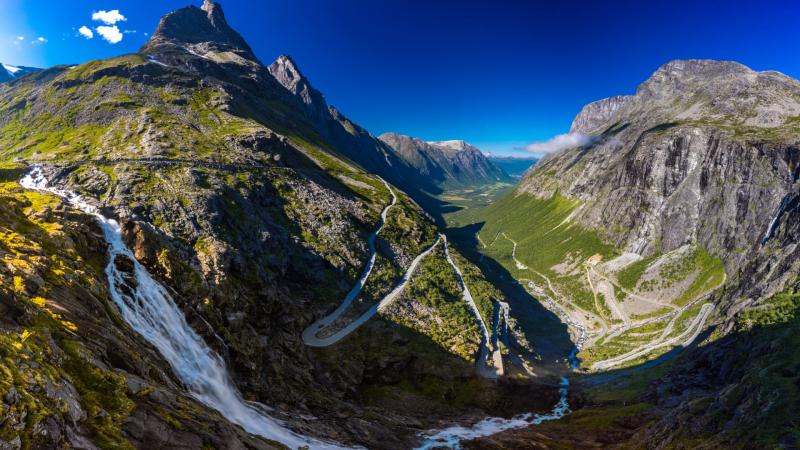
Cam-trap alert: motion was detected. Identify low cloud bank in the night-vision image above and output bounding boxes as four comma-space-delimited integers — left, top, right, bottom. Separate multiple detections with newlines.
524, 132, 598, 154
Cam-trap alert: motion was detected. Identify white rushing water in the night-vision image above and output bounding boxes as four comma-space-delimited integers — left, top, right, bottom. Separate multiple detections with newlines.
761, 195, 791, 246
20, 167, 347, 450
415, 377, 571, 450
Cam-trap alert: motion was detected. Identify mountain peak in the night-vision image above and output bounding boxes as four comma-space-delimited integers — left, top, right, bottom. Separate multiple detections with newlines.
200, 0, 216, 13
270, 55, 305, 83
379, 133, 510, 185
636, 59, 755, 98
140, 1, 255, 60
428, 139, 479, 153
200, 0, 227, 29
654, 59, 751, 78
268, 54, 327, 113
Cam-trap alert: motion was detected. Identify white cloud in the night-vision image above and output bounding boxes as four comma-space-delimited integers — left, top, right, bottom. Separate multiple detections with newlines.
31, 36, 47, 44
123, 30, 137, 34
524, 132, 599, 154
92, 10, 126, 25
78, 26, 94, 39
16, 36, 24, 41
96, 25, 123, 44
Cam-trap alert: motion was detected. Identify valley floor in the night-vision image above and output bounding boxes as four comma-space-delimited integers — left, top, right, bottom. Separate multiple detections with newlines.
438, 184, 726, 376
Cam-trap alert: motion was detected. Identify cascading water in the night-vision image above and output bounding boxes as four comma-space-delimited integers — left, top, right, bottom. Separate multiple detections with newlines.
761, 195, 792, 246
20, 167, 348, 450
414, 377, 571, 450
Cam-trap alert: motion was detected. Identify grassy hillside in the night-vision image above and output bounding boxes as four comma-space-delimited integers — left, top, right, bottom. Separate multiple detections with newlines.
474, 193, 617, 275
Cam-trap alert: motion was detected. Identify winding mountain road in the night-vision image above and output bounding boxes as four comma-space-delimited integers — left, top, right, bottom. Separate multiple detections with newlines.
592, 303, 714, 370
442, 235, 501, 378
303, 235, 442, 347
303, 180, 502, 380
301, 177, 397, 346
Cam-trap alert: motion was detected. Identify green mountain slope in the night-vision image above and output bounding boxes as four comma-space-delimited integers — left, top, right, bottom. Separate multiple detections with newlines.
0, 2, 525, 448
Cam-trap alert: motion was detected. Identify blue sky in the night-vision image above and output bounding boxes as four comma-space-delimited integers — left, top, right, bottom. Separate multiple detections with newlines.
1, 0, 799, 156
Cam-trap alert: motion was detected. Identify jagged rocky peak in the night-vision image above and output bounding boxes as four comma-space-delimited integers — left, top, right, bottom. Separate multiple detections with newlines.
267, 54, 331, 125
140, 0, 256, 60
268, 55, 326, 107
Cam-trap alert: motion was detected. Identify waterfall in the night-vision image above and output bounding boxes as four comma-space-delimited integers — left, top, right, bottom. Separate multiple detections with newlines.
20, 167, 348, 450
761, 195, 791, 246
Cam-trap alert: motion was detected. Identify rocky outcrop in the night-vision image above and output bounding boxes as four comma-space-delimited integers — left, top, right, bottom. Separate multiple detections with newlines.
379, 133, 511, 187
569, 95, 632, 133
267, 55, 329, 124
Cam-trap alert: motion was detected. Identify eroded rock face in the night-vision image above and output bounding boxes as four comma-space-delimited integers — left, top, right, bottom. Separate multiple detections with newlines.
502, 59, 800, 447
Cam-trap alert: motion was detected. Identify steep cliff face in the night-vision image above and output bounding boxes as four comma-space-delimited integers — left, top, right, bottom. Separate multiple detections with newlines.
520, 60, 800, 300
378, 133, 511, 187
267, 55, 329, 125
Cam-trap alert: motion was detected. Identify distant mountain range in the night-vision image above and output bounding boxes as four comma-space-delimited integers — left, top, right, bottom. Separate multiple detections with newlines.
485, 155, 539, 178
0, 63, 40, 82
378, 133, 512, 187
